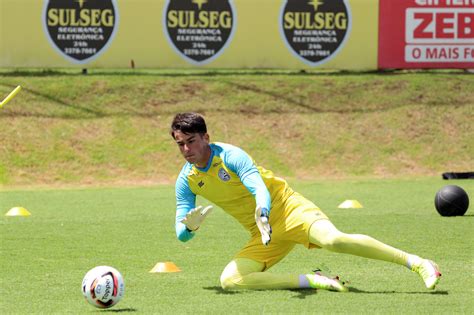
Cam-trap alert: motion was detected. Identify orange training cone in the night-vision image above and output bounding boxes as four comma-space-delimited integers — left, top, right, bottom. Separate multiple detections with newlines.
149, 262, 181, 273
5, 207, 31, 216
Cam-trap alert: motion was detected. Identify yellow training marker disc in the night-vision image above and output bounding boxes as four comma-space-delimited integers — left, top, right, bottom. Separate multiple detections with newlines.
338, 200, 363, 209
5, 206, 31, 216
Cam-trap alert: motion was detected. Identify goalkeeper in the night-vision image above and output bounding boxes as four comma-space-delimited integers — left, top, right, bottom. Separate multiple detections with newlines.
171, 112, 441, 291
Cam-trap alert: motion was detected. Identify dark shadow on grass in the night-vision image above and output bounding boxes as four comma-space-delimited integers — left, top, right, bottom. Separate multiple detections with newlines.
287, 288, 317, 299
0, 69, 470, 77
348, 287, 448, 295
95, 307, 138, 312
1, 70, 471, 119
225, 81, 470, 114
0, 69, 376, 77
203, 286, 242, 295
0, 84, 105, 118
203, 286, 319, 298
24, 87, 105, 117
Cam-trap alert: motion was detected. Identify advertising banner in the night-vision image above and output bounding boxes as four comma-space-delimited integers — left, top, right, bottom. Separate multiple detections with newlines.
0, 0, 378, 70
379, 0, 474, 69
280, 0, 352, 66
42, 0, 120, 64
163, 0, 236, 65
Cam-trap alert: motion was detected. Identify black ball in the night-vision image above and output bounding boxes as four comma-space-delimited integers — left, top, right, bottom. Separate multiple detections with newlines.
435, 185, 469, 216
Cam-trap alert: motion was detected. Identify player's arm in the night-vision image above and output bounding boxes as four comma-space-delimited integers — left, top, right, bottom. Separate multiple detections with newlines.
224, 146, 271, 211
241, 172, 272, 245
224, 146, 272, 245
175, 173, 213, 242
175, 174, 197, 242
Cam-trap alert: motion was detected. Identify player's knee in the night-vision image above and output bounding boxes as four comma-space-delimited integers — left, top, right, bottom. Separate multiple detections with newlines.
310, 219, 346, 250
318, 231, 347, 252
220, 273, 240, 290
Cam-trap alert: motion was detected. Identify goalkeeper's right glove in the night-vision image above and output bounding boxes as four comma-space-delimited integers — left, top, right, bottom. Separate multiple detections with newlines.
255, 206, 272, 246
180, 205, 213, 231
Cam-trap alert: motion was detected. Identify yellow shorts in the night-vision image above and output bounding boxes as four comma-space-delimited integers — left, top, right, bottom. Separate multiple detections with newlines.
235, 192, 328, 269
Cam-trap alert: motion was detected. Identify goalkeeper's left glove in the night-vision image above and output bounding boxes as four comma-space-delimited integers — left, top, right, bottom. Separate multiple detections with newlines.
255, 206, 272, 246
181, 205, 213, 231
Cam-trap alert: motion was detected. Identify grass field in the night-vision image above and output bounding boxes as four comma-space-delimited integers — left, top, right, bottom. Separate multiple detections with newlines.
1, 178, 473, 314
1, 70, 473, 186
1, 69, 473, 313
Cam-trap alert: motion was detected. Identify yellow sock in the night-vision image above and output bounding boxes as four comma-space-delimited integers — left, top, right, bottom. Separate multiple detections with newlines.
309, 220, 411, 266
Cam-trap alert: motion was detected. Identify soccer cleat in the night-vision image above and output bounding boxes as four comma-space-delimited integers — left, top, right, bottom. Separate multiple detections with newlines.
306, 272, 348, 292
412, 259, 441, 289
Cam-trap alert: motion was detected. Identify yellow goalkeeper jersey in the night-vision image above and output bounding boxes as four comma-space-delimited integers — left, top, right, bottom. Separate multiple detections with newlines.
175, 142, 294, 242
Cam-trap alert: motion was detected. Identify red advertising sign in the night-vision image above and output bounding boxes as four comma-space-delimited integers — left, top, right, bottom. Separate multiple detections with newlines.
379, 0, 474, 69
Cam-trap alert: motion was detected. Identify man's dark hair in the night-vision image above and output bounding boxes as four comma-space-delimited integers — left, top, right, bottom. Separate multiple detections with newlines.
170, 112, 207, 139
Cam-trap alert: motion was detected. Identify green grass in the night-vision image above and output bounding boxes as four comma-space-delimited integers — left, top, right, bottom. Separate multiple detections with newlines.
1, 178, 473, 313
1, 70, 473, 186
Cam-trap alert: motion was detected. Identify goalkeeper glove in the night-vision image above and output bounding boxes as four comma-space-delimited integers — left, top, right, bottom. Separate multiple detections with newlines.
181, 205, 213, 231
255, 206, 272, 246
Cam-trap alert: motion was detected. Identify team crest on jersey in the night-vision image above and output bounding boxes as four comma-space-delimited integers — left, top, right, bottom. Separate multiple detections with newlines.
218, 168, 231, 181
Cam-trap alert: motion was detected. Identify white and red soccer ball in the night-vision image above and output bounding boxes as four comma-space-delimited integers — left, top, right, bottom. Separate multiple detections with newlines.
82, 266, 125, 309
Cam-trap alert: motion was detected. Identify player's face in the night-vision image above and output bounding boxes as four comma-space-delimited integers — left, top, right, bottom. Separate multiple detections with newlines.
174, 130, 210, 167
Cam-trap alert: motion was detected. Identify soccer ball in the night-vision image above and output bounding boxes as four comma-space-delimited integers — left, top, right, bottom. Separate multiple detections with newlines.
82, 266, 125, 309
434, 185, 469, 217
